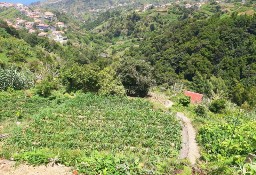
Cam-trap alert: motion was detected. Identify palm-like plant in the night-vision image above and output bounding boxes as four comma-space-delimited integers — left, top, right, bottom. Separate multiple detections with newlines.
0, 67, 34, 90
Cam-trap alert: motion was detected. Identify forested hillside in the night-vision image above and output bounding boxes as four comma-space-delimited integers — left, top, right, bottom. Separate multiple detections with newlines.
86, 2, 256, 108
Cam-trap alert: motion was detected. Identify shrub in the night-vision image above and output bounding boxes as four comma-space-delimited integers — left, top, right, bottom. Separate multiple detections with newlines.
195, 105, 207, 117
61, 63, 100, 93
179, 95, 190, 106
209, 99, 226, 113
0, 67, 34, 90
36, 76, 58, 97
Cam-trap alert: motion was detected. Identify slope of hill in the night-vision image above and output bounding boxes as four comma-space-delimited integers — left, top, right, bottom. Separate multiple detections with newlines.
39, 0, 176, 20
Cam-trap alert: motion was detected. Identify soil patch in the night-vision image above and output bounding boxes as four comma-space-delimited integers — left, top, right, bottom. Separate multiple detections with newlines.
0, 159, 73, 175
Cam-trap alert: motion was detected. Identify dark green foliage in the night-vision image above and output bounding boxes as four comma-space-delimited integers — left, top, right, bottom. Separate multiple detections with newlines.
195, 105, 207, 117
178, 95, 190, 107
150, 23, 155, 31
190, 72, 212, 97
0, 28, 10, 38
209, 99, 226, 113
121, 13, 256, 107
117, 58, 153, 97
0, 19, 19, 37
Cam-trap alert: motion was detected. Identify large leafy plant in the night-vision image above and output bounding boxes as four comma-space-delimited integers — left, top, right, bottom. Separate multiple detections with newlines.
0, 67, 34, 90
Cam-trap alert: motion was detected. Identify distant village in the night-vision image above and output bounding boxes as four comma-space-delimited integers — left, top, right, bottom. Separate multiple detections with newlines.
0, 2, 68, 44
140, 0, 206, 12
0, 0, 209, 44
88, 1, 206, 14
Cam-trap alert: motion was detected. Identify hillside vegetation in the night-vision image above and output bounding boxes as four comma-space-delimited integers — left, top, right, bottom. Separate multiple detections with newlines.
0, 1, 256, 175
40, 0, 175, 20
1, 91, 181, 174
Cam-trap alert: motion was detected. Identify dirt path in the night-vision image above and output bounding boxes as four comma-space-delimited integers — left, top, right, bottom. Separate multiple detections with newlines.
0, 159, 73, 175
148, 92, 174, 108
176, 112, 200, 165
148, 93, 200, 165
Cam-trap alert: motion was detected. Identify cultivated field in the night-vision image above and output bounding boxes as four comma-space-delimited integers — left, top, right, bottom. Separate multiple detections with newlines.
0, 91, 181, 174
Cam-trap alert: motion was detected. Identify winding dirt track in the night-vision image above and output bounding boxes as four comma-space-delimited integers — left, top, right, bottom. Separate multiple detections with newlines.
148, 93, 200, 165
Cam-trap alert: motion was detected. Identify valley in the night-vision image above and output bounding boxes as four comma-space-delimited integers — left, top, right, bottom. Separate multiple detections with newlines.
0, 0, 255, 174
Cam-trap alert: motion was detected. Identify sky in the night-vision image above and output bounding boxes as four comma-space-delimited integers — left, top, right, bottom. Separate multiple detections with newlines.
0, 0, 40, 5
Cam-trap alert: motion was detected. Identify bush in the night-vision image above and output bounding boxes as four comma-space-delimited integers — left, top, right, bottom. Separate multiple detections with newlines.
179, 96, 190, 106
61, 63, 100, 93
195, 105, 207, 117
209, 99, 226, 113
36, 76, 58, 97
0, 67, 34, 90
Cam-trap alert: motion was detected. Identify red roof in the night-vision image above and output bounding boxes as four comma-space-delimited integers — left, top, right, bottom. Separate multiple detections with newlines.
184, 91, 203, 104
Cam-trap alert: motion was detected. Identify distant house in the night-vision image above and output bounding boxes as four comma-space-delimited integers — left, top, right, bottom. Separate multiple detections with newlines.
36, 24, 49, 31
56, 22, 65, 28
44, 11, 54, 21
5, 20, 13, 26
15, 3, 24, 9
29, 12, 40, 19
16, 19, 26, 28
185, 3, 192, 8
25, 22, 34, 29
38, 32, 48, 37
0, 2, 14, 8
34, 19, 42, 24
184, 91, 203, 104
16, 18, 26, 25
51, 31, 67, 44
143, 4, 154, 11
29, 29, 36, 34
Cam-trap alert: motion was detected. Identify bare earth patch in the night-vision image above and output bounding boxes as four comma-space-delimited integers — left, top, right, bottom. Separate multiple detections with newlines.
0, 159, 73, 175
148, 92, 174, 108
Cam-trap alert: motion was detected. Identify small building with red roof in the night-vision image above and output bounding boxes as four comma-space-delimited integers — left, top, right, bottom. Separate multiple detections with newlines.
184, 91, 203, 104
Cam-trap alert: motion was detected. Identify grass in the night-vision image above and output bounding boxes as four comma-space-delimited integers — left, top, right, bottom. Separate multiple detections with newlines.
0, 91, 182, 174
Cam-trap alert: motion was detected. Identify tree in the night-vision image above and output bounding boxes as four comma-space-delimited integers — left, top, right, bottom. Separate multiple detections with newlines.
231, 81, 246, 106
36, 76, 58, 97
61, 63, 100, 93
117, 58, 154, 97
191, 72, 212, 97
98, 65, 125, 96
209, 99, 226, 113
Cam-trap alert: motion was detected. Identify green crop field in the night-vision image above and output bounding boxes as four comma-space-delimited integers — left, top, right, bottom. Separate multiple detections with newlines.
0, 91, 181, 174
197, 112, 256, 174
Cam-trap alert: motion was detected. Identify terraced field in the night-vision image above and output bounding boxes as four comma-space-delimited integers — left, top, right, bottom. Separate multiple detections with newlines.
0, 91, 181, 174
